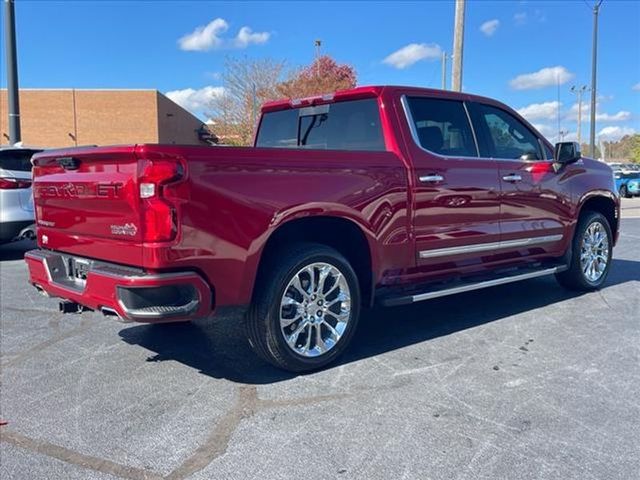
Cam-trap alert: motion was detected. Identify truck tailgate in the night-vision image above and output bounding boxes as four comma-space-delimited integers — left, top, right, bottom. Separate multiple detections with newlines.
32, 146, 151, 266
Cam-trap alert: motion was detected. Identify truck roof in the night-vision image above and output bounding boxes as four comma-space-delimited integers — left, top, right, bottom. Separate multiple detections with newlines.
261, 85, 508, 113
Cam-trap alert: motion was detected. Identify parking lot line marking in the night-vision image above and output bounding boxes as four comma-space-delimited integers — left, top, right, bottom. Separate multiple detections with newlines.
1, 430, 163, 480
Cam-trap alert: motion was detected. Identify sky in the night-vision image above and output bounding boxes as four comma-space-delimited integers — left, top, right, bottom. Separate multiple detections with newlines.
4, 0, 640, 143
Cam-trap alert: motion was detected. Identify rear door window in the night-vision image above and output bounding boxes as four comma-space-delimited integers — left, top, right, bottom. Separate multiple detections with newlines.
256, 98, 385, 151
0, 149, 40, 171
404, 97, 478, 157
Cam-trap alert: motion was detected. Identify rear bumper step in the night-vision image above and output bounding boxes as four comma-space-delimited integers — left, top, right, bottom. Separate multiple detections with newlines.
25, 249, 212, 323
379, 264, 567, 307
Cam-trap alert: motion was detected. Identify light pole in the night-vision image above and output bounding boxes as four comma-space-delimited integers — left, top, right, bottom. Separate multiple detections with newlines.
570, 85, 588, 145
588, 0, 604, 157
314, 39, 322, 77
441, 51, 448, 90
3, 0, 21, 145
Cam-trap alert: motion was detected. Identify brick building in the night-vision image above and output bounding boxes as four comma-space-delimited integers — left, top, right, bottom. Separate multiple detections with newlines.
0, 89, 214, 148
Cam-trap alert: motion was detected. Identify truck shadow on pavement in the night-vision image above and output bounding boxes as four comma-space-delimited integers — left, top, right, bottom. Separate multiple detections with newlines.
119, 257, 639, 384
0, 239, 36, 261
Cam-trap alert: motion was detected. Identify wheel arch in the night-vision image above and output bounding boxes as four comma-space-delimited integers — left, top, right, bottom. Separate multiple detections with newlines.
576, 191, 619, 245
249, 215, 378, 308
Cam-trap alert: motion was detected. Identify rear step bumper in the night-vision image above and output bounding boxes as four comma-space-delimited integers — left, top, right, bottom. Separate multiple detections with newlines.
25, 250, 212, 323
379, 264, 568, 307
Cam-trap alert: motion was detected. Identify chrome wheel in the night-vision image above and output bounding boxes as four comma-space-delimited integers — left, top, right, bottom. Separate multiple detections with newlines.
580, 221, 610, 283
279, 262, 351, 358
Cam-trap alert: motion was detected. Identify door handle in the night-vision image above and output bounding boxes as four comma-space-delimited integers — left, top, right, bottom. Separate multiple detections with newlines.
419, 174, 444, 183
502, 174, 522, 182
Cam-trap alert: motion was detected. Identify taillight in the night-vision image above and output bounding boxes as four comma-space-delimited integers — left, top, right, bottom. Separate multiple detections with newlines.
0, 177, 32, 189
138, 159, 185, 242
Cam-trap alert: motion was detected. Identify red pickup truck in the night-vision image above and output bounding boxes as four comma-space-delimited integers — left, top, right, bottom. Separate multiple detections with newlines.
26, 85, 619, 372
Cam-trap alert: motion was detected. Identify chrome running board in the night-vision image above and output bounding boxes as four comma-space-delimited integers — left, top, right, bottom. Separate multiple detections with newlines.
380, 266, 566, 307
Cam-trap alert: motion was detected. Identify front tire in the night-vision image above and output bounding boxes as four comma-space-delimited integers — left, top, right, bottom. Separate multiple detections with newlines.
555, 211, 613, 291
246, 243, 361, 372
619, 185, 630, 198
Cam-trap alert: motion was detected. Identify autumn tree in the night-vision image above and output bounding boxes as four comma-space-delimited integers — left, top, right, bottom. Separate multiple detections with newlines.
277, 55, 357, 99
207, 55, 358, 146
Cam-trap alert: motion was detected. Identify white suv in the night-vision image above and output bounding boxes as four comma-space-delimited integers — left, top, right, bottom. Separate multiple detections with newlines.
0, 147, 41, 243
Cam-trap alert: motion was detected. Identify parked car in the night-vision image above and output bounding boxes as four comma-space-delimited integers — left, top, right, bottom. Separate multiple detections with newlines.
25, 86, 619, 372
0, 146, 41, 243
614, 170, 640, 197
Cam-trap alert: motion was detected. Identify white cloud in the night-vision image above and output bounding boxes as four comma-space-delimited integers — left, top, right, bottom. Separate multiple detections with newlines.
532, 123, 577, 143
179, 18, 229, 51
165, 86, 225, 114
514, 12, 527, 25
568, 102, 631, 123
178, 18, 269, 51
234, 26, 270, 48
598, 126, 637, 141
383, 43, 442, 69
569, 101, 591, 115
509, 66, 574, 90
480, 19, 500, 37
633, 82, 640, 91
596, 111, 632, 122
531, 123, 556, 137
517, 101, 561, 121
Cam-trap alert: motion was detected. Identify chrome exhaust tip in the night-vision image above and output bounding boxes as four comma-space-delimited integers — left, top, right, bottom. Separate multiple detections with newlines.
100, 307, 129, 323
59, 301, 84, 314
16, 224, 36, 241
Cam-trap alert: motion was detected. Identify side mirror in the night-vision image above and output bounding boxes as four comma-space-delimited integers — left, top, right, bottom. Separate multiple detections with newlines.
554, 141, 581, 164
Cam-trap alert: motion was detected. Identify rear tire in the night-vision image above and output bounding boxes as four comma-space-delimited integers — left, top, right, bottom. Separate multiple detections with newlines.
555, 211, 612, 291
246, 243, 361, 372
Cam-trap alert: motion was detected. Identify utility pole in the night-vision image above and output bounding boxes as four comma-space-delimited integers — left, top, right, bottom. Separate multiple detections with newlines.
570, 85, 588, 145
441, 51, 448, 90
557, 75, 561, 141
589, 0, 604, 158
3, 0, 22, 145
451, 0, 465, 92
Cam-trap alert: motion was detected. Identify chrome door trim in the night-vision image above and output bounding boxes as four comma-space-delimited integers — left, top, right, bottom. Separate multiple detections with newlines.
463, 101, 481, 157
502, 174, 523, 182
419, 174, 444, 183
418, 234, 563, 259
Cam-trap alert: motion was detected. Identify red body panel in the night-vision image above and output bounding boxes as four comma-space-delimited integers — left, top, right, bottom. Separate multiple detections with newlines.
27, 85, 620, 321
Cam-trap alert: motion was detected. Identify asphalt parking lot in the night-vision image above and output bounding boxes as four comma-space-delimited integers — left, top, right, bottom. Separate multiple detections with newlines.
1, 200, 639, 480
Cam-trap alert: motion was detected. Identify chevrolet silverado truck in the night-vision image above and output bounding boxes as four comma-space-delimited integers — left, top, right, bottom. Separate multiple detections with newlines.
26, 86, 619, 372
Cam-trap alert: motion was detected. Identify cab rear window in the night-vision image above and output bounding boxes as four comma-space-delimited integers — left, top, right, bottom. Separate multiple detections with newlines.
0, 149, 40, 171
256, 98, 385, 151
